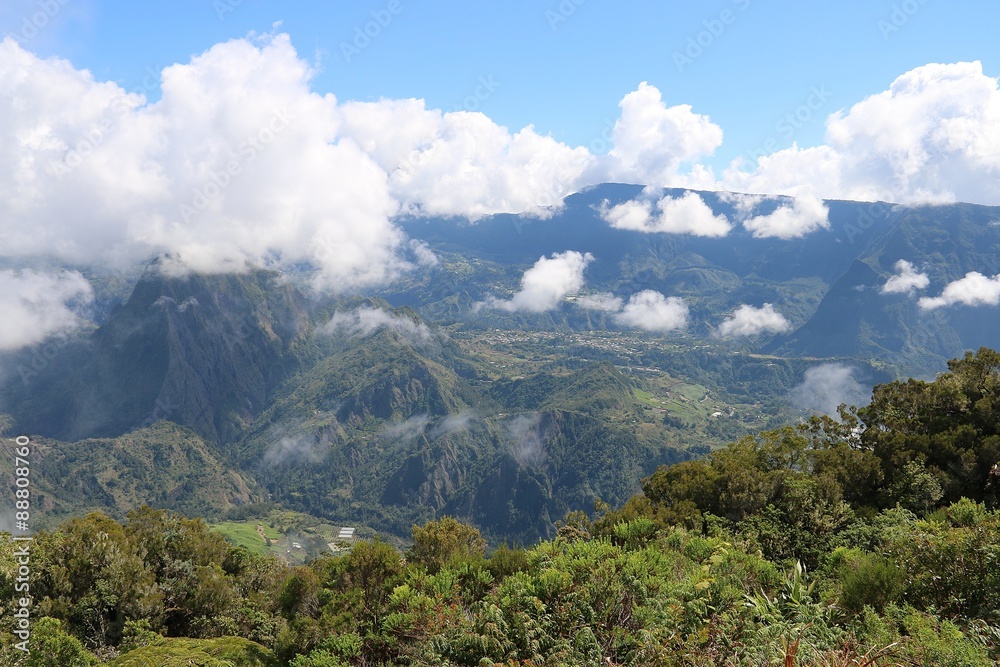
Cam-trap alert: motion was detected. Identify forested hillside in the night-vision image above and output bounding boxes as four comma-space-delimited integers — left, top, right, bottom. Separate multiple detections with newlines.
4, 349, 999, 666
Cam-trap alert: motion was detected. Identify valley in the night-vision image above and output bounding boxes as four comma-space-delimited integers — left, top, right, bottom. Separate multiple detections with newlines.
1, 185, 997, 549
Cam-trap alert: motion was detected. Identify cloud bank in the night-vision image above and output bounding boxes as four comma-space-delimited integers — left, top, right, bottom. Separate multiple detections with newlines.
600, 190, 731, 237
4, 36, 1000, 353
722, 61, 1000, 206
0, 270, 94, 350
740, 195, 830, 239
323, 307, 434, 343
575, 292, 624, 312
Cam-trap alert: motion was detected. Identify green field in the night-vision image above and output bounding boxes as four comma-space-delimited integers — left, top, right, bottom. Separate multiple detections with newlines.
210, 521, 282, 556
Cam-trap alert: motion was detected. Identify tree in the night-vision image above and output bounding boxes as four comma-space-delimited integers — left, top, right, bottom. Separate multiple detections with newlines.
407, 516, 487, 573
34, 513, 160, 648
22, 617, 98, 667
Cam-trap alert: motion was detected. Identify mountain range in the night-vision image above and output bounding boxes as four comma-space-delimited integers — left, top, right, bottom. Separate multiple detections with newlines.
2, 183, 999, 542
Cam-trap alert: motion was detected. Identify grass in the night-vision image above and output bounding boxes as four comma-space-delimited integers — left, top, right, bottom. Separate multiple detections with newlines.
210, 521, 282, 556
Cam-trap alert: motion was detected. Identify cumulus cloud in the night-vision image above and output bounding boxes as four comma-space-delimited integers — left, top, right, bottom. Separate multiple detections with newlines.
9, 32, 1000, 299
575, 292, 624, 312
791, 363, 869, 417
740, 195, 830, 239
1, 34, 740, 291
600, 190, 731, 237
0, 35, 419, 288
614, 290, 689, 331
0, 270, 94, 350
882, 260, 930, 294
322, 307, 434, 343
341, 98, 595, 219
723, 62, 1000, 206
603, 82, 724, 187
716, 303, 791, 337
918, 272, 1000, 309
486, 251, 593, 313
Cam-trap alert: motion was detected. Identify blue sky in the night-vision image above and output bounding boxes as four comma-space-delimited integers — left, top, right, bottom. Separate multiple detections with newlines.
4, 0, 998, 173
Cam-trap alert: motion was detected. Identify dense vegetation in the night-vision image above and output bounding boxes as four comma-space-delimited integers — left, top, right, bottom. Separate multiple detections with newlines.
3, 348, 1000, 665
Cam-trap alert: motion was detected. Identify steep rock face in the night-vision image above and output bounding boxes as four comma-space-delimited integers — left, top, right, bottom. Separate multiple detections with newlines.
774, 204, 1000, 373
6, 265, 312, 443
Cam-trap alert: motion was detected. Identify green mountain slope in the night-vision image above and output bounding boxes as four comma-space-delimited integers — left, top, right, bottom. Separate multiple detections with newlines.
0, 422, 260, 527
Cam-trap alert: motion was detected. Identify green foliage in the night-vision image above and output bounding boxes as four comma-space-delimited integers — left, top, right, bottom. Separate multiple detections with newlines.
10, 348, 1000, 666
407, 516, 487, 573
831, 549, 905, 614
21, 617, 98, 667
111, 636, 279, 666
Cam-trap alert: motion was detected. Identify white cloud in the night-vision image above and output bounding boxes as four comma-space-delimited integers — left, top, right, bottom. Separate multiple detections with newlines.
507, 413, 545, 467
263, 432, 325, 467
741, 194, 830, 239
918, 272, 1000, 310
0, 270, 94, 350
723, 62, 1000, 206
340, 97, 595, 219
716, 303, 791, 337
0, 35, 410, 288
486, 250, 593, 313
0, 36, 736, 290
429, 411, 477, 439
603, 82, 723, 187
601, 191, 731, 237
614, 290, 688, 331
791, 363, 869, 417
323, 307, 434, 343
719, 191, 765, 215
379, 414, 432, 443
8, 33, 1000, 297
882, 260, 930, 294
575, 292, 624, 312
601, 199, 653, 229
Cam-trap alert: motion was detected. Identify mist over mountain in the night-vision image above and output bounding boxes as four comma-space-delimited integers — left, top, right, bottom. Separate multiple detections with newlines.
2, 184, 999, 540
389, 184, 1000, 376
